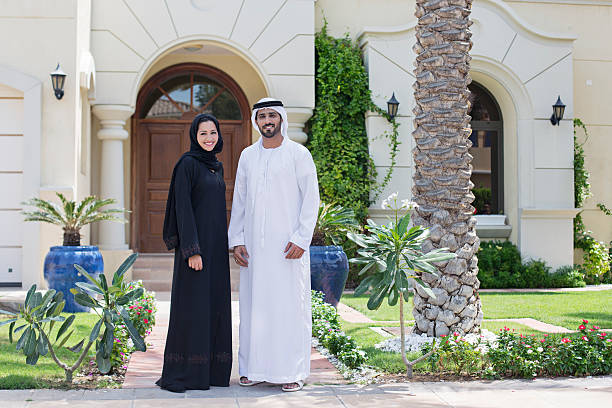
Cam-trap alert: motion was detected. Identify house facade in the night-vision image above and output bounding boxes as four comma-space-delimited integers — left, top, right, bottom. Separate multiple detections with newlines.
0, 0, 609, 288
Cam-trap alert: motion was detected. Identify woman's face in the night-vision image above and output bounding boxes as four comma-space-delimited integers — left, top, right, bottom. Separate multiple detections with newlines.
197, 120, 218, 151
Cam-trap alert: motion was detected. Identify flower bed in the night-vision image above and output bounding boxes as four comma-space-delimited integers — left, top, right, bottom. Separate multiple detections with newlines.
311, 291, 366, 369
110, 280, 157, 370
417, 320, 612, 379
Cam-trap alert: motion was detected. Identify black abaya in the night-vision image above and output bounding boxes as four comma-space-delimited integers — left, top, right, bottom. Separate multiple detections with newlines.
156, 116, 232, 392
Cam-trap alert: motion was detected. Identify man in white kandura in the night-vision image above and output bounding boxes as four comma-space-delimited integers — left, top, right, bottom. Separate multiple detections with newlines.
228, 97, 319, 392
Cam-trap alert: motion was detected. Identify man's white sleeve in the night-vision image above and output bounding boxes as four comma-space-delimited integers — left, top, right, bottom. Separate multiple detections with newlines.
290, 148, 320, 250
228, 152, 247, 248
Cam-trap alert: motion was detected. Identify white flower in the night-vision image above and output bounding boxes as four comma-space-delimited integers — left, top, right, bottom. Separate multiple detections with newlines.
381, 199, 389, 209
401, 199, 418, 210
537, 347, 544, 352
387, 192, 398, 201
527, 349, 533, 354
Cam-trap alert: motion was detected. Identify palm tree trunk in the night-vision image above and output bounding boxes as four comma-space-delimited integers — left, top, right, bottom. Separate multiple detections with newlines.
411, 0, 483, 336
63, 230, 81, 246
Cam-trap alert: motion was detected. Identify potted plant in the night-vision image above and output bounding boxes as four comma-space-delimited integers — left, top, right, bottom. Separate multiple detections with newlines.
310, 202, 360, 306
22, 193, 126, 312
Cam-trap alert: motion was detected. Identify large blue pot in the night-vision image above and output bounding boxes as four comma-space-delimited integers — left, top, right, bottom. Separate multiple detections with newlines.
44, 246, 104, 313
310, 245, 349, 307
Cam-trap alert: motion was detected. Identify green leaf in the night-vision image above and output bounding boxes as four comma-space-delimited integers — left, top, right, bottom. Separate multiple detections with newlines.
414, 278, 436, 299
99, 273, 108, 293
75, 282, 104, 295
116, 288, 144, 305
367, 283, 389, 310
120, 308, 146, 352
37, 331, 48, 356
96, 347, 111, 374
112, 253, 139, 286
74, 264, 103, 290
67, 338, 85, 353
28, 292, 42, 310
0, 318, 17, 328
56, 314, 75, 341
8, 321, 15, 343
26, 351, 40, 365
57, 329, 74, 348
24, 328, 37, 356
388, 287, 399, 306
90, 318, 103, 342
52, 300, 65, 317
397, 213, 411, 236
16, 327, 30, 350
24, 285, 36, 309
74, 293, 100, 309
0, 309, 17, 316
354, 274, 379, 296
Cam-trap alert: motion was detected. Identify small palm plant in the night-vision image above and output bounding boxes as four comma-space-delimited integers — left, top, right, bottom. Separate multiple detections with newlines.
22, 193, 126, 246
347, 192, 456, 377
0, 254, 145, 382
311, 202, 361, 246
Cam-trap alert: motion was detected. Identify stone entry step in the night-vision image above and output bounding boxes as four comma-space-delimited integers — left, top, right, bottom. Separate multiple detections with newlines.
132, 254, 240, 292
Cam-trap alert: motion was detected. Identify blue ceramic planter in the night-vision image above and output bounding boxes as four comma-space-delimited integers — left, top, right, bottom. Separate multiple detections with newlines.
44, 246, 104, 313
310, 245, 349, 307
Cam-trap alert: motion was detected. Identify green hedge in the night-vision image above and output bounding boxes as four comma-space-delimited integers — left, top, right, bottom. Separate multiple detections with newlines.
477, 241, 586, 289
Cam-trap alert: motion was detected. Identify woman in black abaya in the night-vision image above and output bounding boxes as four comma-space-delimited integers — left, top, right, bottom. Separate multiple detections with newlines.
156, 114, 232, 392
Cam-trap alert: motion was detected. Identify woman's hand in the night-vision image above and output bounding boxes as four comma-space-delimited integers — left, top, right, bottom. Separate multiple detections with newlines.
188, 254, 203, 271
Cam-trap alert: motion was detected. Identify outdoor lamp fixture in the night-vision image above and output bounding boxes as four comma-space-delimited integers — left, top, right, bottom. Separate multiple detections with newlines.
387, 92, 399, 119
550, 95, 566, 126
50, 63, 67, 100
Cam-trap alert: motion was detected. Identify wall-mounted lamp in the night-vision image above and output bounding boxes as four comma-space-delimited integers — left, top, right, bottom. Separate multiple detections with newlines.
50, 63, 67, 100
387, 92, 399, 120
550, 95, 566, 126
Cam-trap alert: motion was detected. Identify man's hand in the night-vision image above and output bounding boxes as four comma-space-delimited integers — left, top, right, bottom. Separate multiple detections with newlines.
233, 245, 249, 267
188, 254, 203, 271
284, 242, 305, 259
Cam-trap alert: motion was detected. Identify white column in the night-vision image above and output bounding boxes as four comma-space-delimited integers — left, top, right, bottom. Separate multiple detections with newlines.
92, 105, 133, 250
286, 107, 313, 145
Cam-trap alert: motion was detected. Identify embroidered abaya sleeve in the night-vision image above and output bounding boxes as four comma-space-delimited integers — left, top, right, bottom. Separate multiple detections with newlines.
174, 159, 201, 260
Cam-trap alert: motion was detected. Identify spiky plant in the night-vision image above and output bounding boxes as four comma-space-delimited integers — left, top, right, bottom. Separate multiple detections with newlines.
411, 0, 483, 336
22, 193, 126, 246
311, 202, 361, 246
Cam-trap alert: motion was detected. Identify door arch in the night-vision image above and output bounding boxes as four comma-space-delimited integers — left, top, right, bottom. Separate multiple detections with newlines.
131, 63, 251, 252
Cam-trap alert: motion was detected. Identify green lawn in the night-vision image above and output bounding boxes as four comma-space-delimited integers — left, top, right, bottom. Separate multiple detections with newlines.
0, 312, 99, 389
340, 290, 612, 329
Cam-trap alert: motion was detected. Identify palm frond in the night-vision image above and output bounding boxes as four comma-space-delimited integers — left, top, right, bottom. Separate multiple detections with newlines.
74, 196, 96, 220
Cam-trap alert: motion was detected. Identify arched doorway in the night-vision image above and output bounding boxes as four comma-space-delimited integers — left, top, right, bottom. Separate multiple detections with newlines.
468, 82, 504, 215
131, 63, 251, 252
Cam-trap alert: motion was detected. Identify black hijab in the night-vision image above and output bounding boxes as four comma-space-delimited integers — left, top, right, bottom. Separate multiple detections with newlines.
163, 114, 223, 250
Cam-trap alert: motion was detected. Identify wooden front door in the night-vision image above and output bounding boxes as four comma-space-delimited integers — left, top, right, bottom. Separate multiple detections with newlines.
132, 63, 250, 253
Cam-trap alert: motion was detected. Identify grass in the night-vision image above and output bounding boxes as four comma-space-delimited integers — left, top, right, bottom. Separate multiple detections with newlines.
340, 290, 612, 329
0, 312, 99, 389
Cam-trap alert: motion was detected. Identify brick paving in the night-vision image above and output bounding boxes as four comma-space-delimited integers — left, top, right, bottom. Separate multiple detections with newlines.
123, 297, 346, 389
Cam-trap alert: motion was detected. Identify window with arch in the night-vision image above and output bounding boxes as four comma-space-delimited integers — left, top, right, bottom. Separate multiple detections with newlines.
468, 82, 503, 215
140, 71, 242, 120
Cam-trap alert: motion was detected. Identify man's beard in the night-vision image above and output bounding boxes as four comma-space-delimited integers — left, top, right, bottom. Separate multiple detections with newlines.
259, 124, 280, 138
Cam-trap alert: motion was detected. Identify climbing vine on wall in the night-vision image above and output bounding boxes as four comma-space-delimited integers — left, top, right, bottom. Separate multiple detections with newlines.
573, 118, 611, 283
307, 24, 400, 221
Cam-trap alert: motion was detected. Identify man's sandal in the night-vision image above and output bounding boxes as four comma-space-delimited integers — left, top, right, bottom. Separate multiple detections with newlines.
281, 380, 304, 392
239, 377, 262, 386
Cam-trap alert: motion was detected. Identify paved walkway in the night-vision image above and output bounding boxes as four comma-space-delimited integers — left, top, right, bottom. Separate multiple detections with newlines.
123, 297, 345, 388
1, 376, 611, 407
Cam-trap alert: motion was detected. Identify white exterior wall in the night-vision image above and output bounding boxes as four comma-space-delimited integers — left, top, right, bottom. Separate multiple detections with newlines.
358, 0, 577, 268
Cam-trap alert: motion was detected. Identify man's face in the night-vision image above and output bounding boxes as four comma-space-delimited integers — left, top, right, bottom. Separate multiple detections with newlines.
255, 108, 282, 139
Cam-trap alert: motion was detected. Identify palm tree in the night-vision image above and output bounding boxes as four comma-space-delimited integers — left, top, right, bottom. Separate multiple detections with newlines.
410, 0, 483, 336
22, 193, 126, 246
